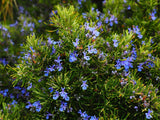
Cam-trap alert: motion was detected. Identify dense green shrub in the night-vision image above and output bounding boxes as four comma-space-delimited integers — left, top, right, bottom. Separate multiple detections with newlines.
0, 0, 160, 119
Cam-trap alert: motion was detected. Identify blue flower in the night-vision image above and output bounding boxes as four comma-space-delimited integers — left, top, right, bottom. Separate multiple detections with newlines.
96, 9, 100, 15
44, 67, 50, 76
134, 106, 138, 111
54, 56, 62, 64
91, 7, 95, 11
0, 58, 8, 65
25, 102, 32, 109
78, 110, 90, 119
59, 101, 67, 112
7, 33, 11, 38
56, 63, 63, 71
132, 80, 136, 85
83, 51, 90, 61
102, 0, 106, 5
89, 27, 96, 32
60, 88, 70, 101
73, 38, 79, 47
97, 21, 102, 28
131, 47, 137, 60
149, 10, 157, 20
53, 91, 59, 100
88, 45, 97, 54
4, 89, 8, 92
113, 39, 119, 47
49, 87, 53, 93
82, 13, 87, 18
10, 93, 14, 99
109, 22, 113, 26
47, 37, 53, 45
1, 89, 9, 97
60, 88, 66, 97
51, 46, 56, 55
27, 83, 32, 90
121, 57, 133, 72
138, 33, 143, 39
113, 42, 118, 47
84, 22, 90, 30
109, 15, 118, 25
81, 80, 88, 90
145, 109, 153, 119
92, 30, 100, 37
11, 100, 17, 107
38, 20, 42, 23
21, 28, 24, 32
32, 101, 42, 112
26, 92, 30, 96
146, 62, 155, 68
137, 63, 143, 71
19, 6, 24, 13
114, 17, 118, 24
78, 0, 82, 5
84, 56, 90, 61
46, 112, 52, 119
64, 95, 70, 101
67, 107, 73, 113
2, 26, 8, 31
133, 26, 140, 34
69, 52, 77, 62
127, 5, 131, 10
115, 59, 121, 69
98, 52, 106, 60
110, 15, 115, 21
49, 64, 55, 72
128, 28, 132, 33
105, 17, 109, 24
150, 39, 154, 44
14, 86, 21, 90
90, 115, 99, 120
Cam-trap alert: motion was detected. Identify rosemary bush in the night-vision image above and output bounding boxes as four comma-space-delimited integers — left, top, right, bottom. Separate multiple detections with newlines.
0, 0, 160, 119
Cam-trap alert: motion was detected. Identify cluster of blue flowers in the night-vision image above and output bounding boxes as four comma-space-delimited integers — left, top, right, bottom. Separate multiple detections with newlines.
78, 110, 98, 120
84, 22, 100, 39
128, 25, 143, 39
51, 87, 73, 114
137, 59, 155, 72
44, 56, 63, 76
87, 45, 97, 54
0, 89, 9, 97
26, 101, 42, 112
53, 88, 70, 101
0, 84, 32, 113
0, 25, 11, 39
14, 86, 30, 98
105, 14, 118, 27
115, 46, 138, 73
115, 57, 133, 72
0, 86, 30, 99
